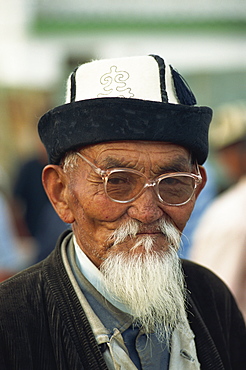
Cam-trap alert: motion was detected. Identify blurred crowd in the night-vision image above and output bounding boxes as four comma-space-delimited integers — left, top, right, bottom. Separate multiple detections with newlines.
0, 141, 68, 281
191, 101, 246, 322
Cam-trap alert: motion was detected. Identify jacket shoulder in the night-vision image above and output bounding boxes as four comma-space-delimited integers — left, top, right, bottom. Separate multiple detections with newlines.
182, 259, 246, 369
0, 262, 45, 319
182, 259, 234, 311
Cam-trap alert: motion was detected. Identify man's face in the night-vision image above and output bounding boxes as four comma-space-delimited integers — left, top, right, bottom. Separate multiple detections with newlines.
55, 141, 204, 267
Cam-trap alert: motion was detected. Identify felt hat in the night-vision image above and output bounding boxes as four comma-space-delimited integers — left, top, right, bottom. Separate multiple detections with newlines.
210, 101, 246, 150
38, 54, 212, 164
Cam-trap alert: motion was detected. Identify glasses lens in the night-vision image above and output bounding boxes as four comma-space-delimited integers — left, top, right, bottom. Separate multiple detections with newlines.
106, 171, 146, 201
159, 175, 195, 205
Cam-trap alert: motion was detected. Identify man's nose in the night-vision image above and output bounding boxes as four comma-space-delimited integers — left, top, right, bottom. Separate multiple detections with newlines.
127, 188, 164, 224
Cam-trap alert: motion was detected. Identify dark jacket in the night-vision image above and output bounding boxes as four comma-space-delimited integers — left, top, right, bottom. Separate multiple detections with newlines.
0, 230, 245, 369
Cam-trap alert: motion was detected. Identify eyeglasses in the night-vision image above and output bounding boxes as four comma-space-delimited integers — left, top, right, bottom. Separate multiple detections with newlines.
75, 152, 202, 206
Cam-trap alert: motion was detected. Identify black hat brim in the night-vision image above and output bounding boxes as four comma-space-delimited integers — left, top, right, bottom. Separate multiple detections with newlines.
38, 97, 212, 165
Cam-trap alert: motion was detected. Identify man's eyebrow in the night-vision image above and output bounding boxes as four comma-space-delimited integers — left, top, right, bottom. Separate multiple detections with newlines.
157, 157, 192, 173
98, 156, 127, 169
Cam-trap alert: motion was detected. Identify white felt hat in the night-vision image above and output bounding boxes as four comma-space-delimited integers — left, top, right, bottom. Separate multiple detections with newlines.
66, 55, 179, 104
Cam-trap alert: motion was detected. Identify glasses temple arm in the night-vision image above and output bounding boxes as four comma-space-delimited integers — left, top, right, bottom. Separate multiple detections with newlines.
76, 152, 106, 176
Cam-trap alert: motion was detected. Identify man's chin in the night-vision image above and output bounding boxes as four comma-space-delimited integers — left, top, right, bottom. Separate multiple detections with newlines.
108, 234, 170, 255
131, 234, 171, 253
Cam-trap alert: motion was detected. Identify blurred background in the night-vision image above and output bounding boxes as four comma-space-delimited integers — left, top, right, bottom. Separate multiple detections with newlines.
0, 1, 246, 285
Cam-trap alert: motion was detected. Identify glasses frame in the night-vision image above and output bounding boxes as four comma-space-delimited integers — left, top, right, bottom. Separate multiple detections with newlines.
75, 152, 202, 206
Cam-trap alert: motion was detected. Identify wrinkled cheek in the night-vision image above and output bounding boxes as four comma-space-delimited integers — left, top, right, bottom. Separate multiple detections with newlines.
165, 202, 195, 233
178, 204, 195, 231
83, 197, 128, 222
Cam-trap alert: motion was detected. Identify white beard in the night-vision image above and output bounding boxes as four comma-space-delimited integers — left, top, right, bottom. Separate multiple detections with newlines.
100, 219, 187, 346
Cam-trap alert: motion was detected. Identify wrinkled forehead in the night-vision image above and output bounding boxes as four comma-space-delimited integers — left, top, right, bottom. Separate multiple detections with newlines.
79, 140, 192, 167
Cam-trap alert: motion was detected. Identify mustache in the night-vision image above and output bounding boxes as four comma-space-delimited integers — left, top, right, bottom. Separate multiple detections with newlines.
107, 218, 181, 249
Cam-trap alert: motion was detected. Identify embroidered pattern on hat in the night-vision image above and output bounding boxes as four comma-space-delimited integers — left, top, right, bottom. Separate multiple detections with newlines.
97, 65, 134, 98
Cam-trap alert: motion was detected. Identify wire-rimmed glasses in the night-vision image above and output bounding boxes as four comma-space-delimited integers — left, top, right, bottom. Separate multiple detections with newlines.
75, 152, 202, 206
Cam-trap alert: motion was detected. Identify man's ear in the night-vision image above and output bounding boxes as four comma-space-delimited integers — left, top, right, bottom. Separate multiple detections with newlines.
194, 165, 207, 199
42, 165, 75, 224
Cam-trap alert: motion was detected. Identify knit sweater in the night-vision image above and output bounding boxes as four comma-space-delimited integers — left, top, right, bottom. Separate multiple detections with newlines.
0, 230, 245, 369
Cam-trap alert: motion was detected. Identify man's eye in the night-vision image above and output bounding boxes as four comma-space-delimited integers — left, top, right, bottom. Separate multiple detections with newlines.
108, 175, 129, 185
164, 177, 182, 185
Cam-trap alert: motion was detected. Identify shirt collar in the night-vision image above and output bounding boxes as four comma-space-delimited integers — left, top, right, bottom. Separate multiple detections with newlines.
73, 235, 132, 314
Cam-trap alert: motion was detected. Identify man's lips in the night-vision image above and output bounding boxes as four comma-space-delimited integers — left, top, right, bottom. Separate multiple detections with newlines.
137, 227, 162, 235
136, 229, 163, 235
137, 231, 161, 234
